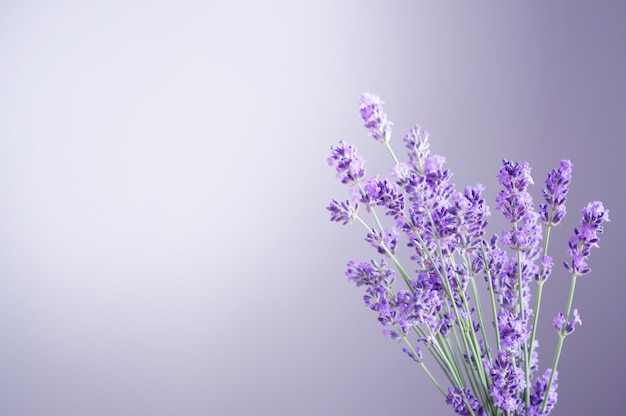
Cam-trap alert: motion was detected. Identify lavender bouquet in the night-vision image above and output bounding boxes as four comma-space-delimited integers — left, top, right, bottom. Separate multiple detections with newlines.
327, 93, 609, 415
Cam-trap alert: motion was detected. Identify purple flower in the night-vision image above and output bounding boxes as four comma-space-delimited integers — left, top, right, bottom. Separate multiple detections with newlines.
359, 93, 393, 143
496, 159, 534, 223
424, 206, 457, 246
539, 160, 573, 226
390, 162, 412, 183
362, 282, 442, 340
552, 313, 566, 332
497, 159, 534, 192
528, 369, 558, 415
328, 94, 610, 416
480, 235, 509, 298
424, 154, 446, 174
553, 309, 582, 335
497, 309, 529, 350
365, 227, 399, 255
563, 201, 609, 276
394, 284, 442, 334
501, 210, 542, 253
398, 153, 456, 254
489, 350, 525, 412
496, 160, 543, 280
402, 345, 423, 364
539, 255, 553, 281
423, 154, 452, 191
452, 184, 490, 251
495, 254, 536, 316
327, 199, 358, 225
327, 140, 365, 186
362, 284, 389, 312
446, 387, 485, 416
529, 339, 540, 373
360, 176, 405, 219
346, 259, 395, 287
403, 124, 430, 170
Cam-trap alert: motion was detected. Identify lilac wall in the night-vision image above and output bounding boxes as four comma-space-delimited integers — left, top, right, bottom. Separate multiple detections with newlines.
1, 1, 623, 414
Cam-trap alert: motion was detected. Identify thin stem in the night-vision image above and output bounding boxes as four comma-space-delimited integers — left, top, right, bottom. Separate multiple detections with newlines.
454, 326, 476, 391
564, 274, 578, 320
437, 332, 464, 387
542, 274, 578, 411
480, 241, 501, 353
542, 333, 564, 413
517, 247, 531, 411
421, 362, 446, 396
429, 339, 459, 387
443, 305, 468, 388
512, 222, 530, 411
528, 225, 552, 376
468, 260, 492, 363
401, 336, 445, 396
384, 141, 400, 166
454, 266, 491, 404
357, 184, 385, 232
411, 325, 458, 388
354, 214, 412, 288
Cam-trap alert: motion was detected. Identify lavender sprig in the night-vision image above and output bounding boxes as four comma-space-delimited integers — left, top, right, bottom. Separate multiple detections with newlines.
527, 160, 574, 394
327, 93, 609, 416
359, 92, 393, 144
541, 202, 609, 411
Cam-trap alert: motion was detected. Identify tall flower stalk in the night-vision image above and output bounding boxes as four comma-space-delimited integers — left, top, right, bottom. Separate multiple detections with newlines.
327, 93, 609, 416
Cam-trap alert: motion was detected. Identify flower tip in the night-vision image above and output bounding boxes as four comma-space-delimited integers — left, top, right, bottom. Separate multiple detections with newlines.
560, 159, 573, 171
359, 91, 381, 103
358, 92, 392, 143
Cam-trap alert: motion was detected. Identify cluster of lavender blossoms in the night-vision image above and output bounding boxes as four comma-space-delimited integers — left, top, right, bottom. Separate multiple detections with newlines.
327, 93, 609, 416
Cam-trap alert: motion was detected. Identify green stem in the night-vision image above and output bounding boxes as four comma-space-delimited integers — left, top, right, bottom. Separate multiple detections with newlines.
455, 267, 491, 404
401, 336, 445, 396
511, 221, 530, 411
354, 214, 412, 288
357, 184, 385, 232
480, 241, 501, 353
384, 141, 400, 166
421, 362, 446, 396
564, 274, 578, 320
527, 226, 552, 388
444, 310, 468, 388
517, 248, 531, 411
454, 326, 476, 391
410, 325, 458, 388
467, 258, 492, 363
429, 339, 458, 387
542, 274, 578, 411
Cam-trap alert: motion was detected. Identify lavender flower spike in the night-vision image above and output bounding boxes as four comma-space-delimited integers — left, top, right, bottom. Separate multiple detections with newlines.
529, 369, 558, 415
327, 199, 358, 225
496, 159, 534, 224
553, 309, 582, 335
403, 124, 431, 170
327, 140, 366, 186
564, 201, 609, 276
540, 160, 573, 226
446, 387, 486, 416
359, 93, 393, 143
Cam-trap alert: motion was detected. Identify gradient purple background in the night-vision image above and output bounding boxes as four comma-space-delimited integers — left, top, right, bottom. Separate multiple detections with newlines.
1, 1, 624, 415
